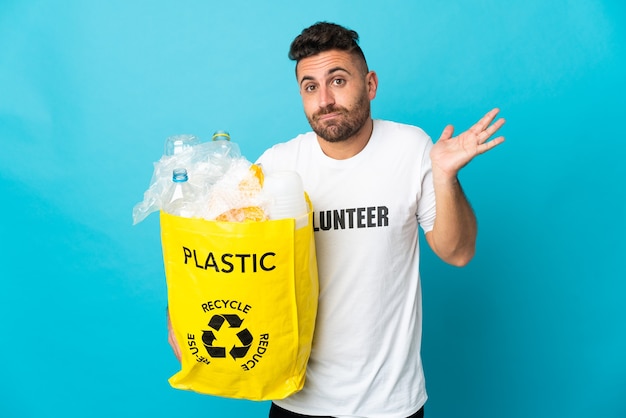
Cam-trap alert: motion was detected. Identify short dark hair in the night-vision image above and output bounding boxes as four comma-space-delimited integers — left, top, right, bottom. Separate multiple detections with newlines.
288, 22, 368, 72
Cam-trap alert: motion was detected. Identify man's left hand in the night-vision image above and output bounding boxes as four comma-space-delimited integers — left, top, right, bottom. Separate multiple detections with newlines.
430, 108, 506, 181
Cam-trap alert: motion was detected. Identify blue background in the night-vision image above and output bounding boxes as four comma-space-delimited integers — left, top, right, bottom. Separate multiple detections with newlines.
1, 1, 625, 417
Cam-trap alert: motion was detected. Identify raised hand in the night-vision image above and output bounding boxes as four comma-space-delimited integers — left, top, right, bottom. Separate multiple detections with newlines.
430, 108, 506, 180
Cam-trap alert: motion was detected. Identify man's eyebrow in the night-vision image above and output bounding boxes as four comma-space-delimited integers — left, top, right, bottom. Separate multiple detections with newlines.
299, 66, 352, 86
299, 75, 315, 86
327, 66, 351, 75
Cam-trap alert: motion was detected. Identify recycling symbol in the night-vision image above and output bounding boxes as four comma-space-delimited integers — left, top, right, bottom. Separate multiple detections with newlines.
201, 314, 253, 360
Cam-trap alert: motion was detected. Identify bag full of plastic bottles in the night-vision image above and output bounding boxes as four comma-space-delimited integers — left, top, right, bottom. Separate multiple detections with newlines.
133, 131, 318, 401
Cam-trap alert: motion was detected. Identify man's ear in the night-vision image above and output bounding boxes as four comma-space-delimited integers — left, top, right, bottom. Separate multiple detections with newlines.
366, 71, 378, 100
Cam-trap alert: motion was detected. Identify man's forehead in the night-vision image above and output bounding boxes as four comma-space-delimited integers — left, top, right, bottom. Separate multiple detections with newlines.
296, 50, 357, 80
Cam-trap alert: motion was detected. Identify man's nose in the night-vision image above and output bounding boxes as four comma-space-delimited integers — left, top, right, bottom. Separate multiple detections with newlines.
318, 86, 335, 108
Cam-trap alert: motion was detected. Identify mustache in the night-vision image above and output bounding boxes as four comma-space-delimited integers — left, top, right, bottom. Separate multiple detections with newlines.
313, 105, 347, 120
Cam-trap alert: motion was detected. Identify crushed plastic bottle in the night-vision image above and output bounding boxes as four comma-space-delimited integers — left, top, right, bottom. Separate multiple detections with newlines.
208, 130, 240, 164
133, 130, 269, 224
162, 168, 199, 218
164, 134, 200, 156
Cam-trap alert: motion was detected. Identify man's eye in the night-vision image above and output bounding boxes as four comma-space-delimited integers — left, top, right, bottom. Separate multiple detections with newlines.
332, 79, 345, 86
304, 85, 316, 92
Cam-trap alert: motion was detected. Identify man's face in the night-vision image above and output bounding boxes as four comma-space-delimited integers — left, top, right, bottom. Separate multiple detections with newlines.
296, 50, 376, 143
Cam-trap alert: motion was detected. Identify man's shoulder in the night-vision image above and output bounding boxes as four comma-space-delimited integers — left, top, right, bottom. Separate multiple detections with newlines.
373, 119, 433, 152
255, 131, 316, 166
266, 131, 315, 154
375, 119, 430, 139
278, 130, 316, 147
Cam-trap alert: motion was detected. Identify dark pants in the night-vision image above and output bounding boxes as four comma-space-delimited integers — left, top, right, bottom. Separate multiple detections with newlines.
269, 402, 424, 418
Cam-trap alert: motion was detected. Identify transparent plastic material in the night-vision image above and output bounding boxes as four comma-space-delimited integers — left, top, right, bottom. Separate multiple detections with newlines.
133, 131, 308, 226
161, 168, 200, 218
164, 134, 200, 156
133, 132, 266, 224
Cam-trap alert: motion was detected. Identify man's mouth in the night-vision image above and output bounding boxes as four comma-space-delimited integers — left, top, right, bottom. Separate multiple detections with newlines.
315, 108, 345, 122
318, 112, 340, 121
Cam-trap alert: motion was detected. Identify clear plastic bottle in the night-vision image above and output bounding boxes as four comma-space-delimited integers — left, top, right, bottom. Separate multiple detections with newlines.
209, 130, 241, 164
164, 134, 199, 156
198, 130, 242, 183
162, 168, 198, 217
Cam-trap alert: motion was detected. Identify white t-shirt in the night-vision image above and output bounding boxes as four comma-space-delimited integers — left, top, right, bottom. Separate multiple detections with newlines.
256, 120, 436, 418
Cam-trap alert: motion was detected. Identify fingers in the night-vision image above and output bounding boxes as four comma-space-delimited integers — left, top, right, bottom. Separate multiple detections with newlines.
477, 135, 505, 154
168, 328, 182, 361
167, 308, 182, 361
478, 117, 506, 144
438, 108, 506, 155
438, 124, 455, 141
477, 107, 500, 128
469, 108, 505, 146
471, 108, 501, 134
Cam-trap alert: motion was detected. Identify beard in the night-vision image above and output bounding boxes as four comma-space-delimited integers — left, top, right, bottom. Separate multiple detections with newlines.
306, 92, 371, 143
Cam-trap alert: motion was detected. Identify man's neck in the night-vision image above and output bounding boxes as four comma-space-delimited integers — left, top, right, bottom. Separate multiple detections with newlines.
317, 118, 374, 160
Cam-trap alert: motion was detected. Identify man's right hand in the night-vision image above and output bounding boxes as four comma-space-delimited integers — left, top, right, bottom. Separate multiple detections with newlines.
167, 308, 182, 362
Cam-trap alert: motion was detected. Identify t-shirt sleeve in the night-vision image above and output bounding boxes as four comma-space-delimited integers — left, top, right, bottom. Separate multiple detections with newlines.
255, 147, 272, 167
416, 141, 436, 233
255, 139, 304, 173
255, 146, 282, 174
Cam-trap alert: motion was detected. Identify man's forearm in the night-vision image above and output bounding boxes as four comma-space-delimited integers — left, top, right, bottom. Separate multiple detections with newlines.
428, 176, 477, 267
425, 108, 504, 266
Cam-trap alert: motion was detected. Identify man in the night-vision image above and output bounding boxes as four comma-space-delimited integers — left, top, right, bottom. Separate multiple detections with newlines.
168, 21, 504, 417
255, 22, 505, 418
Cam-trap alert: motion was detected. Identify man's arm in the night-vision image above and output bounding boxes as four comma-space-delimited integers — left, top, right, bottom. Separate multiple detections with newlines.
167, 307, 182, 361
425, 108, 505, 267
